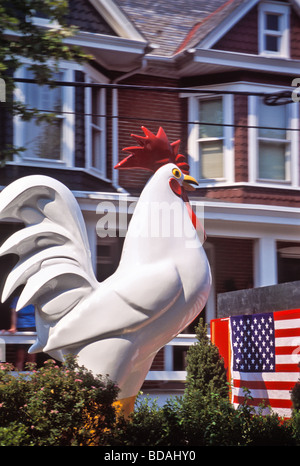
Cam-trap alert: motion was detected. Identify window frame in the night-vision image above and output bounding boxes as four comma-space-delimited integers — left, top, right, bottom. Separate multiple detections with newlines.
13, 65, 75, 168
248, 94, 299, 187
187, 92, 234, 185
258, 2, 290, 58
84, 67, 107, 179
197, 96, 224, 180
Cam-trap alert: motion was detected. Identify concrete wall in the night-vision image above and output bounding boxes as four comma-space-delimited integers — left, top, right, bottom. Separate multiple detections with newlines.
217, 281, 300, 318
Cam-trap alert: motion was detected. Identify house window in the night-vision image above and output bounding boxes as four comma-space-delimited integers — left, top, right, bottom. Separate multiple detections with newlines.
249, 95, 299, 185
198, 97, 224, 179
14, 66, 75, 166
187, 93, 234, 183
258, 99, 289, 180
258, 3, 290, 57
85, 78, 106, 177
22, 69, 63, 160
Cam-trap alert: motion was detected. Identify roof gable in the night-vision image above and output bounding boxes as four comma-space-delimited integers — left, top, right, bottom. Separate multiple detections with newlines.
175, 0, 258, 53
68, 0, 118, 35
88, 0, 146, 41
67, 0, 146, 41
175, 0, 300, 54
212, 2, 259, 55
176, 0, 250, 53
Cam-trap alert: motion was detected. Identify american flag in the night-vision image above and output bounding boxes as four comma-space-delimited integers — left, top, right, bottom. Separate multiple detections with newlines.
211, 309, 300, 418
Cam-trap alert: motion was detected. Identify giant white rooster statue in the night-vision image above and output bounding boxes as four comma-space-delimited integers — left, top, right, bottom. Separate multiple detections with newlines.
0, 127, 211, 416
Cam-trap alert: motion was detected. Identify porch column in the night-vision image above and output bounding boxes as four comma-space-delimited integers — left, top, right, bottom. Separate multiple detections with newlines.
83, 214, 97, 274
164, 345, 174, 371
254, 237, 278, 288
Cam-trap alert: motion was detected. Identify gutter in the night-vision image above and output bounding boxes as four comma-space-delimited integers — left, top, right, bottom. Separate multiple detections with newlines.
180, 48, 300, 76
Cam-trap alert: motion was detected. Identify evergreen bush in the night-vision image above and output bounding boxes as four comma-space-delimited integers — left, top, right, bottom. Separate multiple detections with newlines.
185, 318, 228, 399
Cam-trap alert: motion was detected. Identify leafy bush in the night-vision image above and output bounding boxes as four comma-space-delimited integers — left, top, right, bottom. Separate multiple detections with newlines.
291, 410, 300, 445
0, 356, 119, 446
0, 342, 300, 446
108, 396, 172, 446
291, 365, 300, 411
291, 365, 300, 445
107, 388, 297, 446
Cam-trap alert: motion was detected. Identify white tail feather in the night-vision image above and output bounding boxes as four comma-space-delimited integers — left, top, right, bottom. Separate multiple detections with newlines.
0, 175, 99, 353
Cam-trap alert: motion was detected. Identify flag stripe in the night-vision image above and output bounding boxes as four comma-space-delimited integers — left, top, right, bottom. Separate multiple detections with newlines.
274, 318, 300, 329
232, 371, 299, 382
234, 388, 291, 401
274, 309, 300, 321
233, 395, 292, 409
275, 345, 300, 355
275, 328, 300, 338
232, 404, 291, 418
276, 336, 300, 347
275, 363, 300, 372
233, 379, 296, 390
275, 354, 299, 365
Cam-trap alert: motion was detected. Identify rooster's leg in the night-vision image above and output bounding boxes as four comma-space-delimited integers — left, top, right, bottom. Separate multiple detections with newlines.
114, 395, 137, 419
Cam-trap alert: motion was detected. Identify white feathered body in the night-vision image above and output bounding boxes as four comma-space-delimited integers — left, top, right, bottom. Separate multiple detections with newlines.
0, 164, 211, 400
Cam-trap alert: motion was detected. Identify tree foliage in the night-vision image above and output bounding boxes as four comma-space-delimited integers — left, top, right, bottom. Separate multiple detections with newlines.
0, 0, 87, 80
0, 0, 90, 161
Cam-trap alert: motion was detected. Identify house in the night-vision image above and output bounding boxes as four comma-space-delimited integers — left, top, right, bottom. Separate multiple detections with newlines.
0, 0, 300, 400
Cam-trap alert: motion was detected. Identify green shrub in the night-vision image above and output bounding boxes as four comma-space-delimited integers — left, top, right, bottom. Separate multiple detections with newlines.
291, 365, 300, 411
108, 396, 170, 446
290, 365, 300, 445
1, 343, 300, 446
291, 410, 300, 444
185, 319, 228, 399
179, 390, 236, 446
0, 356, 119, 446
108, 388, 298, 446
0, 422, 30, 446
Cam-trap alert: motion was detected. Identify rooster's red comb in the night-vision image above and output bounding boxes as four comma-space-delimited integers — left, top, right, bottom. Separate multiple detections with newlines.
114, 126, 189, 174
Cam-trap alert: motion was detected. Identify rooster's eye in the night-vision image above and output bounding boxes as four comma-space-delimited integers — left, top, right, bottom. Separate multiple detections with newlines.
172, 168, 181, 179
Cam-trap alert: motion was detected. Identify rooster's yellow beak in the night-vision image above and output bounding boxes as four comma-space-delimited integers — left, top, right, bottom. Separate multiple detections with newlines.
182, 174, 199, 191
